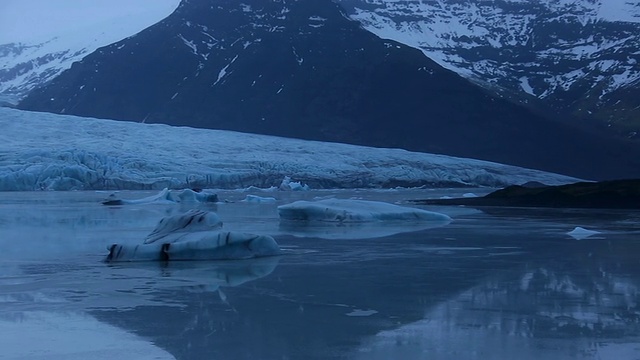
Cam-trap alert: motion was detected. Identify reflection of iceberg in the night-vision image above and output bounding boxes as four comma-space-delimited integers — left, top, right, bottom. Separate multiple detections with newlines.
3, 257, 280, 312
1, 257, 280, 359
279, 221, 450, 240
106, 210, 281, 261
0, 311, 176, 360
277, 199, 451, 239
102, 188, 218, 205
164, 256, 280, 292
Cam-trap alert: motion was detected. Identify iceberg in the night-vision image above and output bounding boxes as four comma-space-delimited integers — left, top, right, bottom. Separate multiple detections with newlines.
278, 199, 452, 223
279, 176, 310, 191
241, 195, 277, 203
0, 108, 581, 191
567, 226, 601, 240
106, 210, 281, 262
102, 188, 218, 205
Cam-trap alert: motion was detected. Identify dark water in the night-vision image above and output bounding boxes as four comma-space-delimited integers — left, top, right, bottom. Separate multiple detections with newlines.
1, 189, 640, 360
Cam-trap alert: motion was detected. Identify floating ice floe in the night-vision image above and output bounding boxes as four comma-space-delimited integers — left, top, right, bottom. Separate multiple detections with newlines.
278, 199, 452, 223
277, 199, 452, 239
102, 188, 218, 205
241, 195, 277, 203
567, 226, 601, 240
105, 210, 281, 261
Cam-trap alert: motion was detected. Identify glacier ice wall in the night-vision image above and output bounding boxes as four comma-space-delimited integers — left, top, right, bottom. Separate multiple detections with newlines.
0, 108, 580, 191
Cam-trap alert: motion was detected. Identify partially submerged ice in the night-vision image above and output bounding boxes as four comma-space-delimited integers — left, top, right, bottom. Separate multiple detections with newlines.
567, 226, 601, 240
241, 195, 277, 203
102, 188, 218, 205
278, 199, 452, 223
106, 209, 280, 262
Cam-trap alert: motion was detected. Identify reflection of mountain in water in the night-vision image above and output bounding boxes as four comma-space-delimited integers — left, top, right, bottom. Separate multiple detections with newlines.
0, 311, 176, 360
86, 237, 572, 359
358, 243, 640, 360
43, 213, 640, 360
0, 258, 279, 359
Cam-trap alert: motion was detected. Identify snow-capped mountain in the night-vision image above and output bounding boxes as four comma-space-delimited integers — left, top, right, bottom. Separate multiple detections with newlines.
0, 108, 580, 191
338, 0, 640, 136
0, 0, 180, 104
15, 0, 640, 180
3, 0, 640, 135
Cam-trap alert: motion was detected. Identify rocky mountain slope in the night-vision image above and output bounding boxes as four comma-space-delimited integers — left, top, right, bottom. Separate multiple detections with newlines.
339, 0, 640, 137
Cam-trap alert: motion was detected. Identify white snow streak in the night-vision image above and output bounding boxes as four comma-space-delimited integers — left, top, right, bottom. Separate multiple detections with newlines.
213, 55, 239, 86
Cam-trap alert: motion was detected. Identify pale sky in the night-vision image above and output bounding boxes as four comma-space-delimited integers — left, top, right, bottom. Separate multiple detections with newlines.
0, 0, 181, 44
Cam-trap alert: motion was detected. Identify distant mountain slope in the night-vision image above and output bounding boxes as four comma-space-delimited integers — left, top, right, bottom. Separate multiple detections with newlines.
338, 0, 640, 137
0, 0, 180, 104
0, 108, 580, 191
17, 0, 640, 180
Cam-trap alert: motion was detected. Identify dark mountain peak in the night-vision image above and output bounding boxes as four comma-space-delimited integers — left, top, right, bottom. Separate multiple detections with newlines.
19, 0, 447, 133
17, 0, 640, 180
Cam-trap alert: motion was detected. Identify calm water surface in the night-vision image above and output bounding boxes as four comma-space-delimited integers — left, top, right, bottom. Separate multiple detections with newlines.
1, 189, 640, 360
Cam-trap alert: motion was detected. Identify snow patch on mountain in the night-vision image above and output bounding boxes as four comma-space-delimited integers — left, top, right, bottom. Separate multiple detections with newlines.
0, 108, 579, 191
597, 0, 640, 23
0, 0, 181, 101
343, 0, 640, 119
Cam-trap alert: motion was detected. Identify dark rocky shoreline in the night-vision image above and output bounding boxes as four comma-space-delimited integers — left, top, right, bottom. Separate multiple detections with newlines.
414, 179, 640, 209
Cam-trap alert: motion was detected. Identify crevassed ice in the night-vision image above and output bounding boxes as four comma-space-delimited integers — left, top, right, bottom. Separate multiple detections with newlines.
0, 108, 579, 191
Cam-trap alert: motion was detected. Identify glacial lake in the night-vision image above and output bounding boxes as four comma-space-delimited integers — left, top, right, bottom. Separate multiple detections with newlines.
1, 188, 640, 360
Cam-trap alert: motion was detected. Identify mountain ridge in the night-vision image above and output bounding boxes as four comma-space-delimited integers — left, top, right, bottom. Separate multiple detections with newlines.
0, 0, 180, 103
339, 0, 640, 137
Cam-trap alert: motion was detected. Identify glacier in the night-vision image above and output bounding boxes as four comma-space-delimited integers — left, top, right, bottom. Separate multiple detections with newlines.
0, 108, 580, 191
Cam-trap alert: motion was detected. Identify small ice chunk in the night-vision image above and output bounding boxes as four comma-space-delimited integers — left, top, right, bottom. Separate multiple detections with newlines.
567, 226, 601, 240
346, 309, 378, 317
462, 193, 478, 198
242, 195, 277, 203
279, 176, 309, 191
